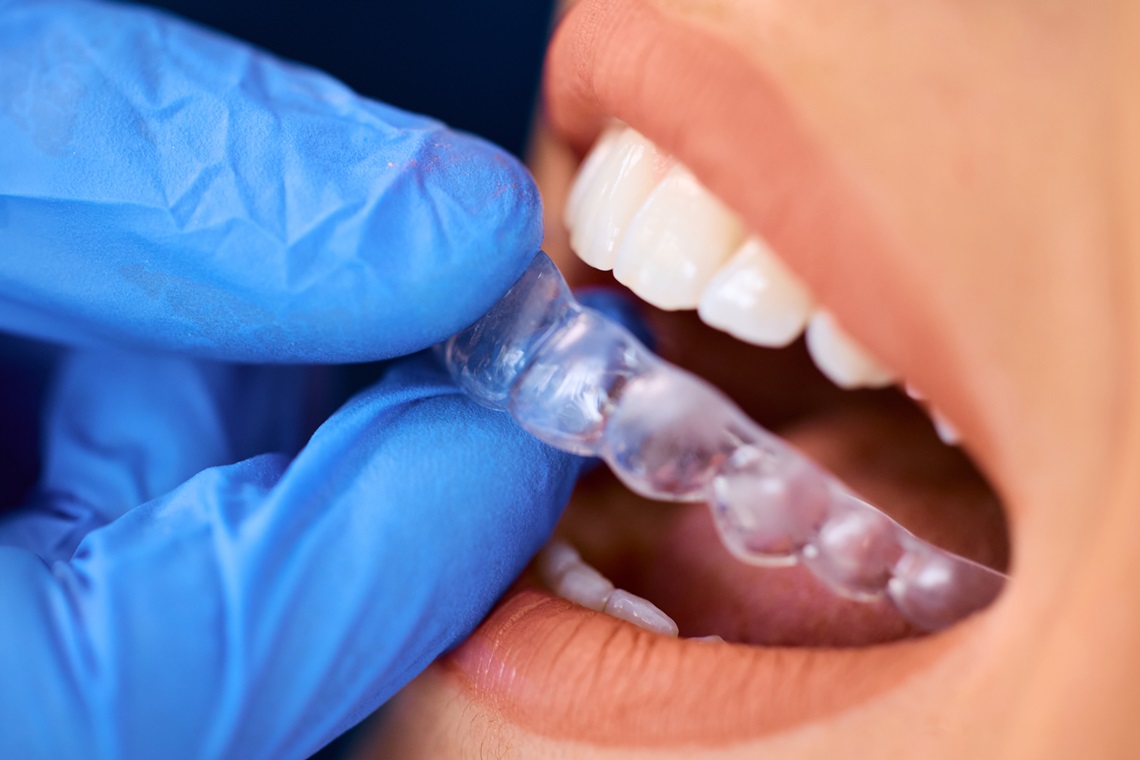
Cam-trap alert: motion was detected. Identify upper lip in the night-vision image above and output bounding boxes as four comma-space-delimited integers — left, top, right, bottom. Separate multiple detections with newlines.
540, 0, 982, 468
542, 0, 890, 309
439, 0, 1010, 748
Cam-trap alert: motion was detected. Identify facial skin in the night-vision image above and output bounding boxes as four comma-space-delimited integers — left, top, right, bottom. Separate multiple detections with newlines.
357, 0, 1140, 756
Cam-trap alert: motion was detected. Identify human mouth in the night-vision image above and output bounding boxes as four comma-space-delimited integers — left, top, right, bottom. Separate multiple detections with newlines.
434, 0, 1012, 748
439, 236, 1005, 634
431, 138, 1007, 748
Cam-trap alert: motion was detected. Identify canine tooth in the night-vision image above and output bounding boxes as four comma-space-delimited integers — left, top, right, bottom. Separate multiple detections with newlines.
568, 127, 659, 271
603, 589, 680, 637
613, 164, 744, 310
930, 408, 960, 445
555, 564, 616, 612
805, 312, 895, 389
697, 237, 814, 347
564, 125, 623, 231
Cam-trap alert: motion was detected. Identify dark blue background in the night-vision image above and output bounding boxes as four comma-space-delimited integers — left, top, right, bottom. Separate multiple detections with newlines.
141, 0, 556, 157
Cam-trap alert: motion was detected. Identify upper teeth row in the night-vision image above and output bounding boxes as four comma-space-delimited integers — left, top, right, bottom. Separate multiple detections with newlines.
564, 125, 894, 391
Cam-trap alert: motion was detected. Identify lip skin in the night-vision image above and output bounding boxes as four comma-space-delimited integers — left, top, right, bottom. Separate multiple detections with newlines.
441, 586, 968, 747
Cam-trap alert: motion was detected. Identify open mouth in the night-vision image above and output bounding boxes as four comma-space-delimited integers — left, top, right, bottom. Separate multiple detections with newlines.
377, 0, 1017, 752
421, 130, 1009, 744
534, 116, 1010, 629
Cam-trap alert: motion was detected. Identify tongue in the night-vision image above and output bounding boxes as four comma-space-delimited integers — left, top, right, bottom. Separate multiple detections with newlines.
559, 394, 1009, 647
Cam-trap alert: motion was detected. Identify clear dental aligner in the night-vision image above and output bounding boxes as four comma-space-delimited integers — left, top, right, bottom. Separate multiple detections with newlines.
440, 252, 1006, 632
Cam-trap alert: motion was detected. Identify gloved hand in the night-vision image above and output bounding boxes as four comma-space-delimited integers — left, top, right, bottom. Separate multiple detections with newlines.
0, 1, 597, 757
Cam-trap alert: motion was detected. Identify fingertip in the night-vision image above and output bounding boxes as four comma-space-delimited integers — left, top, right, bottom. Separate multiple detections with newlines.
366, 129, 545, 354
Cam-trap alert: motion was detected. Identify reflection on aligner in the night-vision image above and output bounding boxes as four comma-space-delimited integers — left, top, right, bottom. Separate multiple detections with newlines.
440, 253, 1005, 632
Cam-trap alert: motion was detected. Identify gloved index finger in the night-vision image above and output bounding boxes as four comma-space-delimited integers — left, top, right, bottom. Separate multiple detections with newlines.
0, 0, 542, 362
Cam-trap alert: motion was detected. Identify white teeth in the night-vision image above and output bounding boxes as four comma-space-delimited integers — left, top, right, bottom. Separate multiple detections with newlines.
568, 127, 660, 271
697, 236, 814, 348
564, 124, 623, 231
535, 539, 582, 581
603, 589, 680, 637
565, 130, 816, 348
612, 164, 744, 310
536, 541, 614, 611
565, 128, 898, 390
689, 634, 725, 643
903, 386, 960, 446
556, 565, 617, 612
804, 311, 896, 390
536, 540, 679, 637
930, 407, 961, 445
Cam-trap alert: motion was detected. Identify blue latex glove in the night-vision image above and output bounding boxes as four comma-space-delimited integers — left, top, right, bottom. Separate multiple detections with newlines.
0, 1, 596, 757
0, 0, 540, 361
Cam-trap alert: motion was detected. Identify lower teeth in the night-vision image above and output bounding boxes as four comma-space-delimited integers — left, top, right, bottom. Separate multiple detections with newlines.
537, 540, 679, 637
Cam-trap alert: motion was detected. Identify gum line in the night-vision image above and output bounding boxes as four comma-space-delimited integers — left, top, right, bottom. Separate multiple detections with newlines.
440, 253, 1006, 632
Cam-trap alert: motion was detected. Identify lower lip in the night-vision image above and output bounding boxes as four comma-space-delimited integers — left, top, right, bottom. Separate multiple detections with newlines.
440, 583, 966, 747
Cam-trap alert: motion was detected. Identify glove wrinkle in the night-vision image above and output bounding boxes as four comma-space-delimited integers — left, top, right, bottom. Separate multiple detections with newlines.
0, 0, 543, 361
1, 353, 581, 759
0, 349, 326, 564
